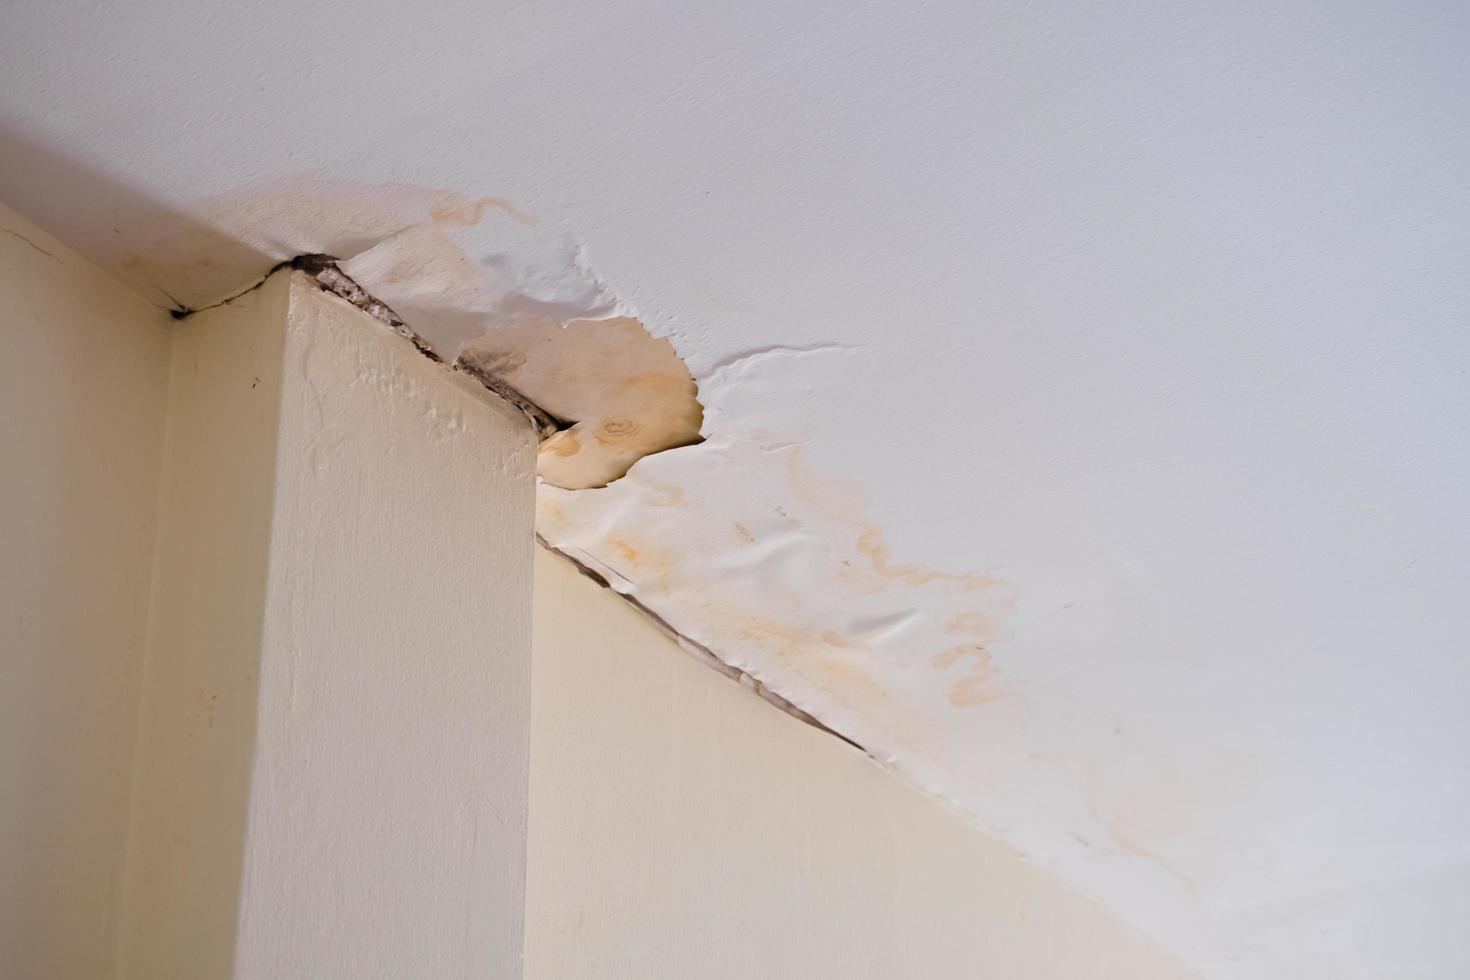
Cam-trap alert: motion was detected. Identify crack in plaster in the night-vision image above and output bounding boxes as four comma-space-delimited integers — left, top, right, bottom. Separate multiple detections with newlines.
537, 535, 864, 753
172, 254, 567, 440
2, 228, 64, 264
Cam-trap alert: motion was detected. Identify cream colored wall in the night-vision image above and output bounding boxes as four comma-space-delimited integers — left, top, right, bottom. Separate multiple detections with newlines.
115, 274, 293, 978
525, 548, 1200, 980
234, 278, 536, 979
119, 274, 537, 979
1, 205, 173, 977
2, 215, 539, 977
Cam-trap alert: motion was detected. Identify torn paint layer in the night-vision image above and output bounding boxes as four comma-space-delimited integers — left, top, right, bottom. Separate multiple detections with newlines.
126, 184, 1214, 922
460, 317, 703, 490
537, 536, 857, 747
322, 213, 703, 488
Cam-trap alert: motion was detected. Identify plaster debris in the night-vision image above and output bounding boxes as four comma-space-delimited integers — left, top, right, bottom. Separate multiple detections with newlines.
300, 258, 569, 439
171, 254, 570, 441
454, 358, 565, 442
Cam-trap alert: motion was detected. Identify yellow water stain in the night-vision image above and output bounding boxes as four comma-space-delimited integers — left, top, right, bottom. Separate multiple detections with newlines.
596, 531, 678, 587
932, 643, 1011, 708
799, 655, 930, 752
463, 316, 704, 490
782, 449, 1020, 613
932, 644, 992, 670
541, 430, 580, 457
945, 611, 993, 636
783, 448, 869, 524
593, 415, 641, 446
948, 673, 1008, 707
429, 193, 536, 227
733, 616, 817, 651
856, 524, 1016, 598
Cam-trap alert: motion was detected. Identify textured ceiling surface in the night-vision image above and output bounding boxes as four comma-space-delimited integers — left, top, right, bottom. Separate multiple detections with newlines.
4, 1, 1469, 976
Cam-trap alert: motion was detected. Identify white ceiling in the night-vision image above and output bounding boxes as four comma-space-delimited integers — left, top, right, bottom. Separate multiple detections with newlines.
4, 1, 1468, 976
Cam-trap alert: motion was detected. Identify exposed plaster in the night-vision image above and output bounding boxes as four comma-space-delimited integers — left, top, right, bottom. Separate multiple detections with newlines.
306, 258, 575, 441
462, 317, 704, 490
455, 357, 564, 442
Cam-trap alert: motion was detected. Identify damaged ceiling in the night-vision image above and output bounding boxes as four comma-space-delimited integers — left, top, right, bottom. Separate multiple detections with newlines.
3, 1, 1468, 976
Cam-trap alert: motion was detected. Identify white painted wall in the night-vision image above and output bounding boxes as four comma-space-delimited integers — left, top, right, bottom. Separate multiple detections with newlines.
120, 273, 537, 979
525, 548, 1199, 980
0, 204, 173, 978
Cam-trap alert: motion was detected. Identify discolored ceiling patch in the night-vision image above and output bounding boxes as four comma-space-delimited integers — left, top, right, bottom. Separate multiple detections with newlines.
459, 317, 704, 490
157, 184, 712, 491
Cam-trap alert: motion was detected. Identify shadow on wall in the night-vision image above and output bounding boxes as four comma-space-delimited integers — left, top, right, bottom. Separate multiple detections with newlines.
0, 120, 275, 309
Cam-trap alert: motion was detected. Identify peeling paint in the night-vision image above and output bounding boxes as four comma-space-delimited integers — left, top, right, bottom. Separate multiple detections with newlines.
87, 176, 1218, 948
461, 317, 703, 490
540, 536, 861, 748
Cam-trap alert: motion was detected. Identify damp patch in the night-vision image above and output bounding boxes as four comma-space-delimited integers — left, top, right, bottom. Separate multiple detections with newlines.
460, 316, 704, 490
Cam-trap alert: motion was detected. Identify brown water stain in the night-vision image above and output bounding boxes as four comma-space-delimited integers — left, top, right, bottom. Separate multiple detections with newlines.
607, 536, 641, 567
543, 430, 581, 457
463, 316, 704, 489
